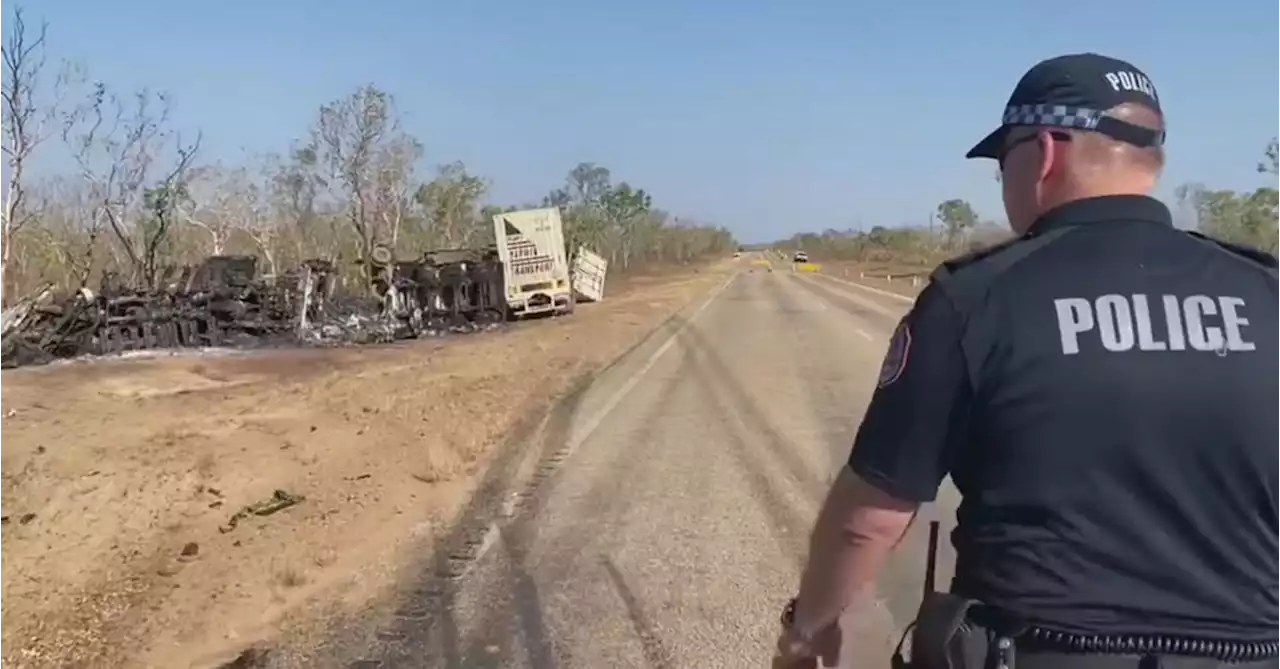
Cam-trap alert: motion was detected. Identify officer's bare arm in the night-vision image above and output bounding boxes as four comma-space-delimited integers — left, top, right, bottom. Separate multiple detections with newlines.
791, 282, 970, 636
791, 468, 919, 634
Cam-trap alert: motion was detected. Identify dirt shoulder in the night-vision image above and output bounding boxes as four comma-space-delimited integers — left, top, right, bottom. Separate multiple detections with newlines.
0, 262, 732, 669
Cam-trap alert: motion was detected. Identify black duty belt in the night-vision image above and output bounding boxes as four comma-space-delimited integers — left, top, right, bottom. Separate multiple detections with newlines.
1019, 625, 1279, 664
1013, 654, 1280, 669
1013, 653, 1277, 669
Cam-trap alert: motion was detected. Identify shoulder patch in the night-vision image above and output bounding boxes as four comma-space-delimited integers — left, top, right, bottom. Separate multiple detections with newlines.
929, 236, 1023, 283
877, 320, 912, 388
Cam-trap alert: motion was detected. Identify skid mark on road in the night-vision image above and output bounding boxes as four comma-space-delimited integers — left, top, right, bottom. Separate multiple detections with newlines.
348, 304, 723, 665
342, 276, 739, 668
767, 275, 876, 343
685, 357, 810, 570
789, 274, 903, 329
473, 273, 739, 577
680, 323, 827, 498
559, 274, 736, 463
678, 324, 823, 569
760, 277, 869, 474
330, 374, 594, 669
428, 349, 699, 669
502, 531, 558, 669
601, 557, 674, 669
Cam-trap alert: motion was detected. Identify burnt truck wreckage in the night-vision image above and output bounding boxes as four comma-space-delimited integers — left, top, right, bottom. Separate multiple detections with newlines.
1, 246, 511, 369
367, 246, 507, 339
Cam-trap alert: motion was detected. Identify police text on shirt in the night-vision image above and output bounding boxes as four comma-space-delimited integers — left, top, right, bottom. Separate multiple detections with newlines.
1054, 294, 1254, 355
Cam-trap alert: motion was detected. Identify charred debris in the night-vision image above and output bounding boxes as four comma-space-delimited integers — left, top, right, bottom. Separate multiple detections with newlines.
0, 247, 510, 369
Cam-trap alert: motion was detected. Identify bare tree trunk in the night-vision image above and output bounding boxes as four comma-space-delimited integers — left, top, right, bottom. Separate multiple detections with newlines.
0, 151, 19, 303
263, 247, 277, 276
1, 8, 51, 302
0, 222, 10, 303
0, 176, 12, 304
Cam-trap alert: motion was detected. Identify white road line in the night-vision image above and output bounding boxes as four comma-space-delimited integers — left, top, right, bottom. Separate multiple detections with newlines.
813, 272, 915, 304
782, 273, 888, 341
469, 272, 738, 571
792, 272, 898, 318
563, 272, 736, 451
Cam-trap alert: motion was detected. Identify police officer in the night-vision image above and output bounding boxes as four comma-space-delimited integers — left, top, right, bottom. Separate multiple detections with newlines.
772, 53, 1279, 669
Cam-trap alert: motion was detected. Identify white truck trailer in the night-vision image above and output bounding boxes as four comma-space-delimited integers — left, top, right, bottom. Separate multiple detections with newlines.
492, 207, 574, 318
570, 246, 608, 303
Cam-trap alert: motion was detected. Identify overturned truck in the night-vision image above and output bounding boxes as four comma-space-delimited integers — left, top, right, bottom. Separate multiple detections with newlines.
370, 246, 507, 337
1, 249, 509, 369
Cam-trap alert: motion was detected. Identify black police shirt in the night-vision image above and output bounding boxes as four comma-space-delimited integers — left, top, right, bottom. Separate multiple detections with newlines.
848, 195, 1278, 640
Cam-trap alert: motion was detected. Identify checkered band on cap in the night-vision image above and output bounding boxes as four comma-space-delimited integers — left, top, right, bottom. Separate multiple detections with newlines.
1002, 104, 1102, 130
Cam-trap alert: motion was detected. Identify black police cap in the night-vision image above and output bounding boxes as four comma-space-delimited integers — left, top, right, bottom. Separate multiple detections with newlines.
967, 53, 1166, 160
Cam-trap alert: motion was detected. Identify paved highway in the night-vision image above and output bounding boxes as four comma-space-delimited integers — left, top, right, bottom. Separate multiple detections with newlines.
327, 262, 959, 669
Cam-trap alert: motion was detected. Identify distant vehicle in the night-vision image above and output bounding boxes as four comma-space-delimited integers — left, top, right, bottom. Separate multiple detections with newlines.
793, 251, 809, 263
733, 251, 742, 258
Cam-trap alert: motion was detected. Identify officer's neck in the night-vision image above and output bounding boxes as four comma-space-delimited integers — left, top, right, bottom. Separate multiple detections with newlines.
1033, 172, 1158, 224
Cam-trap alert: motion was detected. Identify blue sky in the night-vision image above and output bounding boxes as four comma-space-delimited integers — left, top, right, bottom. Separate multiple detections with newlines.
23, 0, 1280, 243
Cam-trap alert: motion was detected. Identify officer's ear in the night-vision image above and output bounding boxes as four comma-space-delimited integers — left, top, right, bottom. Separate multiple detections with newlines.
1037, 131, 1071, 183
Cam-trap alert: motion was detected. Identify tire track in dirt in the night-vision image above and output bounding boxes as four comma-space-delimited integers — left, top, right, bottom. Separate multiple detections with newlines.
251, 298, 713, 669
372, 348, 698, 668
270, 373, 597, 669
